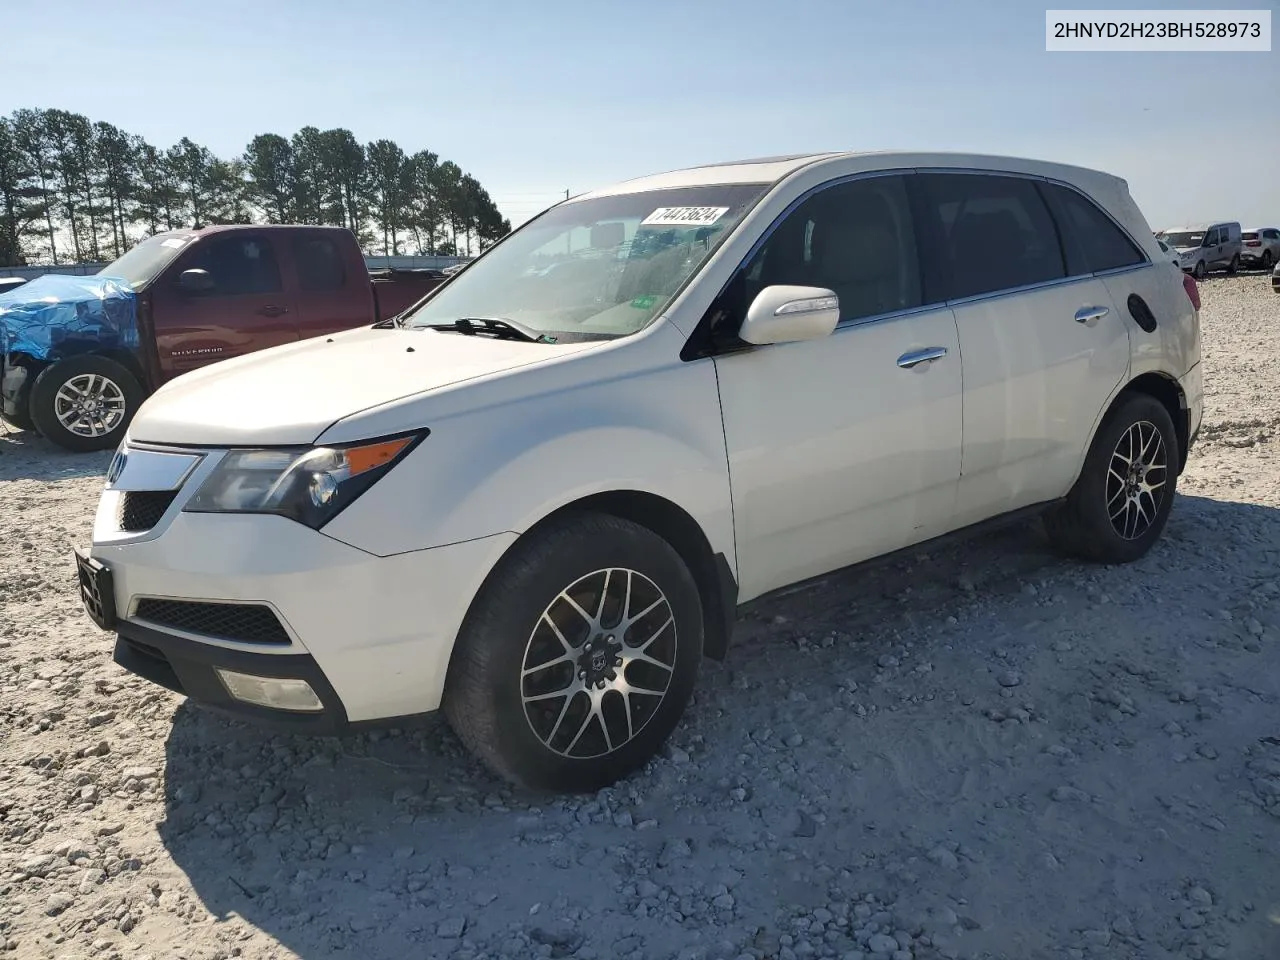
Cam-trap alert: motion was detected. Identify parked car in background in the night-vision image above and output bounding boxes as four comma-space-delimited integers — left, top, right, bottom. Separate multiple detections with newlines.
1241, 227, 1279, 270
74, 151, 1202, 793
1158, 221, 1242, 278
1155, 235, 1182, 267
0, 225, 446, 451
1272, 258, 1280, 293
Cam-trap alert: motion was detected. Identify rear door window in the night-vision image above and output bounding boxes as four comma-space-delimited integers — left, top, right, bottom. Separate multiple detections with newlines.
293, 235, 347, 292
913, 172, 1066, 300
1041, 183, 1146, 275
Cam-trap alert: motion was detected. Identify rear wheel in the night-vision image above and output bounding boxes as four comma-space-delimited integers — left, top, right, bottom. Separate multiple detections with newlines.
443, 512, 704, 793
1045, 393, 1178, 564
1227, 254, 1240, 275
29, 355, 143, 452
1263, 250, 1275, 270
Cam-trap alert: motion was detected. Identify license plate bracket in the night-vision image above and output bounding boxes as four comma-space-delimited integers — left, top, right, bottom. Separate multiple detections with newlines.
73, 549, 117, 630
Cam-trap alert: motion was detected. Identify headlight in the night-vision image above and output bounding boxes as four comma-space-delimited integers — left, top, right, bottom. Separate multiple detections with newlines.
183, 431, 424, 529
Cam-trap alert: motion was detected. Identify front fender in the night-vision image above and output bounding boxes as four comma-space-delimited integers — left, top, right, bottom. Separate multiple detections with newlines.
320, 361, 734, 574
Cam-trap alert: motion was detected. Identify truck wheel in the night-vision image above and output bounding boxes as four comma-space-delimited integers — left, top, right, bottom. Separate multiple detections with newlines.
1193, 260, 1207, 280
29, 356, 143, 453
1044, 393, 1178, 565
1226, 254, 1239, 275
443, 512, 704, 793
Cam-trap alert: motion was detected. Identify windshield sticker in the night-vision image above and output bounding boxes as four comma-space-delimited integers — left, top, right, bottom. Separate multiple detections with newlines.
160, 238, 189, 249
630, 295, 658, 310
640, 206, 730, 227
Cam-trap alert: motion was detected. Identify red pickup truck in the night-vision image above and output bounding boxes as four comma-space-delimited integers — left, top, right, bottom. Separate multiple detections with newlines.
0, 225, 444, 451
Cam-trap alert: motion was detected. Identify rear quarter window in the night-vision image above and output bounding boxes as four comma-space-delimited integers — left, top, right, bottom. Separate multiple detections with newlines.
1041, 183, 1146, 275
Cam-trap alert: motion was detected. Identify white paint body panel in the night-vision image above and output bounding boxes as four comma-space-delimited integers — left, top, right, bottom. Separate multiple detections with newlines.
951, 275, 1130, 525
85, 150, 1201, 726
715, 306, 962, 600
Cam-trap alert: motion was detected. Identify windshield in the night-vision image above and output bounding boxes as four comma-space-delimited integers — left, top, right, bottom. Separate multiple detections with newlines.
1161, 231, 1204, 248
401, 183, 770, 339
98, 232, 196, 288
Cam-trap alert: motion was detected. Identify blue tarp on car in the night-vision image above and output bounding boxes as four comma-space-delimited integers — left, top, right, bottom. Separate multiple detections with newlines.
0, 274, 139, 362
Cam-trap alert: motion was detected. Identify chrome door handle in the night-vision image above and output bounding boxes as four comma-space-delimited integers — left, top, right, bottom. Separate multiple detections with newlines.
897, 346, 948, 369
1074, 305, 1110, 325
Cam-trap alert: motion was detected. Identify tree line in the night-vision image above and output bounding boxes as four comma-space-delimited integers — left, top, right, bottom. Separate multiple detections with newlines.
0, 108, 513, 267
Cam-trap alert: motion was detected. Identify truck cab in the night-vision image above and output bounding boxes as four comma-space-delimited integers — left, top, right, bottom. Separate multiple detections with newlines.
0, 225, 443, 451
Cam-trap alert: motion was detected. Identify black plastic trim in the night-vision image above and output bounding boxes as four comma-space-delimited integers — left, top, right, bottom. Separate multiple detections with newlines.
113, 620, 436, 735
704, 551, 739, 661
740, 499, 1064, 613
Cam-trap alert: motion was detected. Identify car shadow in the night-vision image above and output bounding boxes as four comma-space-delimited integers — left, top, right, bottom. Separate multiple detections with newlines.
157, 491, 1280, 959
0, 425, 113, 480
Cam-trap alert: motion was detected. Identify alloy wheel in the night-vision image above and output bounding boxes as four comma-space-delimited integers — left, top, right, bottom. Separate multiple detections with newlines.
1106, 419, 1168, 541
520, 567, 678, 759
53, 373, 127, 439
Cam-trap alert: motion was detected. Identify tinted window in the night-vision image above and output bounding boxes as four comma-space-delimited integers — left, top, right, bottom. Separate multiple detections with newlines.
915, 173, 1065, 300
293, 236, 347, 292
1205, 228, 1220, 245
1042, 183, 1145, 274
740, 175, 921, 322
181, 235, 282, 297
1265, 229, 1279, 240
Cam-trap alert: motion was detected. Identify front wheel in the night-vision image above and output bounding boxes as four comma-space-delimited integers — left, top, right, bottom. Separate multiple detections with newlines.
29, 355, 143, 453
1193, 259, 1208, 280
1045, 393, 1178, 564
443, 512, 704, 793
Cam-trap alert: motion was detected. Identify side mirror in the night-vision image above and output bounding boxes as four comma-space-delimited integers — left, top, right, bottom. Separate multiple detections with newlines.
178, 268, 214, 293
740, 285, 840, 345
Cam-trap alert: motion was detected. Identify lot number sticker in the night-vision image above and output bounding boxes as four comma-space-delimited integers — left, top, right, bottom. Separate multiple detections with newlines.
641, 206, 730, 227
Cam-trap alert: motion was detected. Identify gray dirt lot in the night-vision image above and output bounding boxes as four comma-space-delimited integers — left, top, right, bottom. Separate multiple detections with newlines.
2, 275, 1279, 960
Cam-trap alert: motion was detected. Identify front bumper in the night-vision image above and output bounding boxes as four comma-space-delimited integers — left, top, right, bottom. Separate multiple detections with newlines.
113, 621, 354, 733
0, 353, 33, 422
78, 453, 517, 727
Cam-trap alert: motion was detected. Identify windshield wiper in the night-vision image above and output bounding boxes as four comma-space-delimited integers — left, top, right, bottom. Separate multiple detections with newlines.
422, 317, 554, 343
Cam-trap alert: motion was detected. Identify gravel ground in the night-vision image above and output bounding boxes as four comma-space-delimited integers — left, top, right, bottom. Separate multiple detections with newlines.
2, 274, 1279, 960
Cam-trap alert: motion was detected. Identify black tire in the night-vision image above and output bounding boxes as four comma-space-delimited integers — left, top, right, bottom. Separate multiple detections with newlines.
1045, 393, 1178, 564
29, 355, 143, 453
443, 512, 704, 793
1263, 250, 1275, 271
1227, 254, 1239, 275
1193, 260, 1207, 280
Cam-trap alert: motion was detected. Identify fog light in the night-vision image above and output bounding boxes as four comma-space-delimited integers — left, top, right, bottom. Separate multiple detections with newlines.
215, 669, 323, 712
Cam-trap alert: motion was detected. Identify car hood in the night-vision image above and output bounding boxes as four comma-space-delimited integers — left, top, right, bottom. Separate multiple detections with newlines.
128, 325, 595, 446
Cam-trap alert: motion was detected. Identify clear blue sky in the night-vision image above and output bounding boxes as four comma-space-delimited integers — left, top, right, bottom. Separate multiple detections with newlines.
4, 0, 1277, 229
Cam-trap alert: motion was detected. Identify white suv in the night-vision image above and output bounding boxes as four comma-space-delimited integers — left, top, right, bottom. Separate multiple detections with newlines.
1241, 227, 1280, 270
75, 152, 1203, 793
